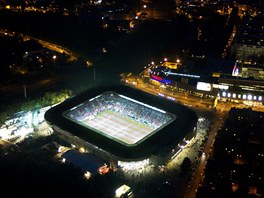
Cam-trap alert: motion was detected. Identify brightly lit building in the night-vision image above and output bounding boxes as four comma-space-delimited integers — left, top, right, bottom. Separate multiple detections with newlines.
149, 63, 264, 105
0, 110, 42, 142
232, 60, 264, 80
230, 15, 264, 63
45, 85, 197, 168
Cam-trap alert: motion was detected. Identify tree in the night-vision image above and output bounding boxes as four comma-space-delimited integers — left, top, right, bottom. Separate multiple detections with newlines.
180, 157, 191, 175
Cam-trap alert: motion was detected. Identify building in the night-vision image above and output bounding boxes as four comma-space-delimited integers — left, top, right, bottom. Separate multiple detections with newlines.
148, 63, 264, 105
230, 15, 264, 63
232, 61, 264, 80
45, 85, 198, 168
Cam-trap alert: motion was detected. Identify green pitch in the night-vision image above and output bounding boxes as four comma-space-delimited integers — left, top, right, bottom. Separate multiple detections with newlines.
82, 110, 155, 145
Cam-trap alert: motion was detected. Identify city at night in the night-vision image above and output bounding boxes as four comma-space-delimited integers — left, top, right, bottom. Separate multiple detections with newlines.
0, 0, 263, 197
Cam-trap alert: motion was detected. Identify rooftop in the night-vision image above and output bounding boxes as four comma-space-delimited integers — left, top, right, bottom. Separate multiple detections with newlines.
45, 85, 198, 159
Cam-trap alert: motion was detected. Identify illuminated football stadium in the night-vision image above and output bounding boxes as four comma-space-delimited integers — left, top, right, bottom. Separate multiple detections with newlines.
45, 85, 198, 167
64, 92, 175, 146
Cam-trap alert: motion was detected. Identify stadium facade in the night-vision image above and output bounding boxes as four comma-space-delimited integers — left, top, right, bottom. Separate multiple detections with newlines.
45, 85, 198, 167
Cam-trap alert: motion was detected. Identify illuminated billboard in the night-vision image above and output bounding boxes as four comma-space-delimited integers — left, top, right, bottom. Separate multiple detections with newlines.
196, 82, 212, 91
151, 74, 171, 85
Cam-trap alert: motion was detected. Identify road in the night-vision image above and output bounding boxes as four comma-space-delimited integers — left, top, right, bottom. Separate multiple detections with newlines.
122, 73, 264, 198
184, 107, 229, 198
122, 74, 215, 110
0, 28, 81, 103
0, 28, 78, 61
126, 73, 264, 198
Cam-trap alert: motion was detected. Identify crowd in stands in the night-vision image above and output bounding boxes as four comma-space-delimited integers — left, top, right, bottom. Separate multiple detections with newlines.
66, 92, 173, 129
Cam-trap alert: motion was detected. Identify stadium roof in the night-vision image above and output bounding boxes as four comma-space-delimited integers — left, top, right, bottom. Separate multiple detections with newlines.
45, 85, 198, 160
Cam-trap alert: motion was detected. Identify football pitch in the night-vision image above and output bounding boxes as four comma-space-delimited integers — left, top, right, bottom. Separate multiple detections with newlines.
83, 110, 155, 145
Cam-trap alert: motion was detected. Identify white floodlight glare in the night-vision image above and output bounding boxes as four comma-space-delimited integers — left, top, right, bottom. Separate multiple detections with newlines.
115, 184, 131, 198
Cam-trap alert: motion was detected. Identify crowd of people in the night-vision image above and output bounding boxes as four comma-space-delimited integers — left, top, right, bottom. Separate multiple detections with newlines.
66, 92, 173, 129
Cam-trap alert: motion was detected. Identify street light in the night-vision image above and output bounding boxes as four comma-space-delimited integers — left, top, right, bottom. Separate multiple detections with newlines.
23, 85, 27, 99
51, 55, 57, 73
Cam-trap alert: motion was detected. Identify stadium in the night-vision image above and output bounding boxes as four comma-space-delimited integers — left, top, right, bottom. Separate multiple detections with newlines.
44, 85, 198, 167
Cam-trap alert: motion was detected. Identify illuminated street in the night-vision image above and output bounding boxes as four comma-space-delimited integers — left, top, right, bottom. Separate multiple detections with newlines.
1, 1, 264, 197
0, 28, 78, 61
121, 71, 264, 197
